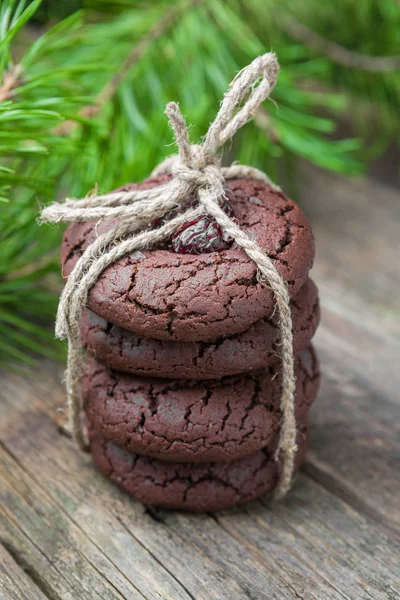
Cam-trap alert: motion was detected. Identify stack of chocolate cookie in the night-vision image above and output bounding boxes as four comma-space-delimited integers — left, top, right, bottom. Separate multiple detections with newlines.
61, 175, 320, 512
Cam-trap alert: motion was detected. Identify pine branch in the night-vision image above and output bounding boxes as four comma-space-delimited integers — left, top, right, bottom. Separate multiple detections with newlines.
55, 0, 206, 136
283, 18, 400, 73
0, 63, 22, 101
97, 0, 205, 109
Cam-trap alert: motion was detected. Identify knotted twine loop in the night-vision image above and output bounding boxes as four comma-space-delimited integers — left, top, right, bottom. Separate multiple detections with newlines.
41, 52, 297, 499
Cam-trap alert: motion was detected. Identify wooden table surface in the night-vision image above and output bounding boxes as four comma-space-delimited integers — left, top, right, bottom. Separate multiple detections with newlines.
1, 165, 399, 600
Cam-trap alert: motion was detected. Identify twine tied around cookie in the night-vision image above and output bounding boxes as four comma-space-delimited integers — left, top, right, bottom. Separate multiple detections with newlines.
41, 52, 297, 499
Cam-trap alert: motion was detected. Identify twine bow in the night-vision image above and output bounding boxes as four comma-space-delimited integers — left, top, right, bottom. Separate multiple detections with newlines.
41, 52, 297, 499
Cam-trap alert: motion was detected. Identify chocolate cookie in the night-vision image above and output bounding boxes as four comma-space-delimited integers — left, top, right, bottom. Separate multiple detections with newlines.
82, 278, 319, 380
89, 423, 309, 512
84, 346, 319, 463
62, 175, 314, 342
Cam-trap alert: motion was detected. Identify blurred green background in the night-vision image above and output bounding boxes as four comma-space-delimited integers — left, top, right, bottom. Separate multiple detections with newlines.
1, 0, 399, 368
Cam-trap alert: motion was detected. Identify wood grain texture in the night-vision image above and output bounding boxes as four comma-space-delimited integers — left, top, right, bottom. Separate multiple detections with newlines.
298, 164, 400, 535
0, 542, 49, 600
1, 165, 399, 599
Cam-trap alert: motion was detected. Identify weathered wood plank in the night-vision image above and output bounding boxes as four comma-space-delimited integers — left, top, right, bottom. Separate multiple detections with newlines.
298, 163, 400, 330
306, 327, 400, 532
294, 165, 400, 532
0, 438, 192, 600
0, 448, 134, 600
314, 306, 400, 405
299, 164, 400, 398
1, 357, 399, 599
0, 542, 49, 600
213, 477, 400, 600
151, 510, 345, 600
0, 398, 297, 600
159, 471, 400, 600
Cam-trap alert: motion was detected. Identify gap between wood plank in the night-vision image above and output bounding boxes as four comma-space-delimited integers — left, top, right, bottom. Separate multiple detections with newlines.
207, 512, 350, 600
2, 361, 399, 599
114, 514, 196, 600
109, 494, 295, 600
0, 382, 346, 600
0, 541, 51, 600
302, 458, 400, 539
209, 477, 396, 600
0, 442, 153, 600
2, 419, 262, 600
0, 504, 84, 600
265, 475, 399, 588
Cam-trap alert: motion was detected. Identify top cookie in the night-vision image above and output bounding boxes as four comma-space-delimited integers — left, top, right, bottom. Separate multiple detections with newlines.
61, 175, 314, 342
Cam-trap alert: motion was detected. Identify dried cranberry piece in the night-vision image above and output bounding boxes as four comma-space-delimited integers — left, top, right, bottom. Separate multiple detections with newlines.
170, 202, 237, 255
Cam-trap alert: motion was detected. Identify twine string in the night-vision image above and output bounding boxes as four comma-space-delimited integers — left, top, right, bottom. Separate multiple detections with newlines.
41, 52, 297, 498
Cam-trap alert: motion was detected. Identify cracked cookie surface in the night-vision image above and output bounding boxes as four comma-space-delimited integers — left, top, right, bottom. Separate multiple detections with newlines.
82, 278, 319, 379
84, 346, 319, 463
89, 423, 309, 512
61, 175, 315, 342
